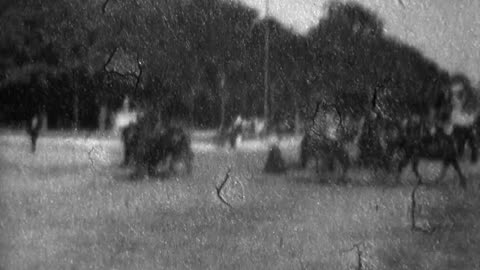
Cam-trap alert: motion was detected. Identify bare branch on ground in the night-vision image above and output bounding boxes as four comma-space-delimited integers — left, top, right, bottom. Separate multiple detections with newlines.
103, 47, 118, 71
339, 242, 364, 270
102, 0, 111, 14
87, 147, 98, 173
410, 183, 437, 234
215, 167, 233, 208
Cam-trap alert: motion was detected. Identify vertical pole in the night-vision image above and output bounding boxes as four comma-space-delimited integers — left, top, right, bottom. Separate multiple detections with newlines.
74, 90, 79, 132
41, 109, 48, 131
98, 104, 107, 131
72, 70, 79, 133
263, 0, 270, 131
219, 71, 226, 131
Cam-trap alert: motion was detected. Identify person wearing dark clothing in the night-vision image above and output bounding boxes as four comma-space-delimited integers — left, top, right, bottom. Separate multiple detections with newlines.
26, 113, 43, 153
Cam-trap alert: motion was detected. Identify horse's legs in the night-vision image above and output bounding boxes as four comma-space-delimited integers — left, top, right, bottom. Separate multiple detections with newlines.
450, 159, 467, 189
144, 151, 157, 177
467, 131, 478, 162
396, 156, 410, 184
122, 143, 131, 166
326, 157, 335, 171
30, 134, 38, 153
167, 154, 176, 174
457, 136, 466, 158
435, 160, 449, 184
186, 155, 194, 175
411, 157, 423, 185
300, 146, 308, 169
338, 154, 350, 184
147, 160, 156, 176
229, 131, 238, 149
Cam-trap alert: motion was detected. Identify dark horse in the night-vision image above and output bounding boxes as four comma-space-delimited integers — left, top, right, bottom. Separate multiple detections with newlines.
122, 118, 194, 177
299, 115, 366, 182
300, 131, 351, 181
393, 124, 471, 189
141, 126, 194, 176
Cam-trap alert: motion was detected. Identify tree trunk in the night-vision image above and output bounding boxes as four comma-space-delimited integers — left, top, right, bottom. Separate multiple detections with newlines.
295, 111, 302, 135
218, 71, 226, 131
98, 104, 107, 131
188, 87, 195, 127
241, 88, 247, 117
263, 15, 270, 131
293, 95, 302, 135
41, 111, 48, 131
219, 94, 226, 131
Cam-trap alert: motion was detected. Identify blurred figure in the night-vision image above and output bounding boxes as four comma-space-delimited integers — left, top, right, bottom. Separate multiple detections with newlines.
26, 113, 43, 153
230, 115, 244, 148
121, 121, 140, 166
121, 111, 194, 177
136, 125, 194, 177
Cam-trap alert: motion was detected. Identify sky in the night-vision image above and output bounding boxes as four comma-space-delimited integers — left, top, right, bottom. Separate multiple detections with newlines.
238, 0, 480, 84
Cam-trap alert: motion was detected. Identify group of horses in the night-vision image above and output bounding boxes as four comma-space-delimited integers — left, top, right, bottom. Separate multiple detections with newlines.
300, 108, 479, 189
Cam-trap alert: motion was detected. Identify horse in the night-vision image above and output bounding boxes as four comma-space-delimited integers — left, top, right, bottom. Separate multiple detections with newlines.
300, 114, 365, 183
392, 124, 468, 189
121, 112, 194, 178
140, 126, 194, 176
300, 131, 351, 181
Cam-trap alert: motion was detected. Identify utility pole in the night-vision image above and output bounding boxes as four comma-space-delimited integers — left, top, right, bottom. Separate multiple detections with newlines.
72, 69, 79, 133
263, 0, 270, 131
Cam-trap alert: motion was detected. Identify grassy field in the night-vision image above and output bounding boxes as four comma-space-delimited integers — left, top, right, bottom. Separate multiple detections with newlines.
1, 130, 480, 269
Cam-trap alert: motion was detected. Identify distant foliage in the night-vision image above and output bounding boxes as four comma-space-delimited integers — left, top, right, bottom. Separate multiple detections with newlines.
0, 0, 476, 131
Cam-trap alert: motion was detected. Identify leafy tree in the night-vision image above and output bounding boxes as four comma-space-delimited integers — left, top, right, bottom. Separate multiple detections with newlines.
0, 0, 470, 136
298, 1, 459, 168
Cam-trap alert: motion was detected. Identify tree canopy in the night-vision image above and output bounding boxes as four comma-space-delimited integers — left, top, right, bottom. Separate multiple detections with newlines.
0, 0, 473, 129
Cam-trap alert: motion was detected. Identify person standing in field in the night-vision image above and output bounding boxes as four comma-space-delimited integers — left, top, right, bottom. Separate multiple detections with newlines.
26, 112, 43, 153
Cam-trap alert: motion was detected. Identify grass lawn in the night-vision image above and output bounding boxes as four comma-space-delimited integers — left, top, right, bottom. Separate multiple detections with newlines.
1, 131, 480, 269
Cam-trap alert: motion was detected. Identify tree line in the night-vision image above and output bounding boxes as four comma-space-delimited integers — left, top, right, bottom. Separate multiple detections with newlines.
0, 0, 474, 130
